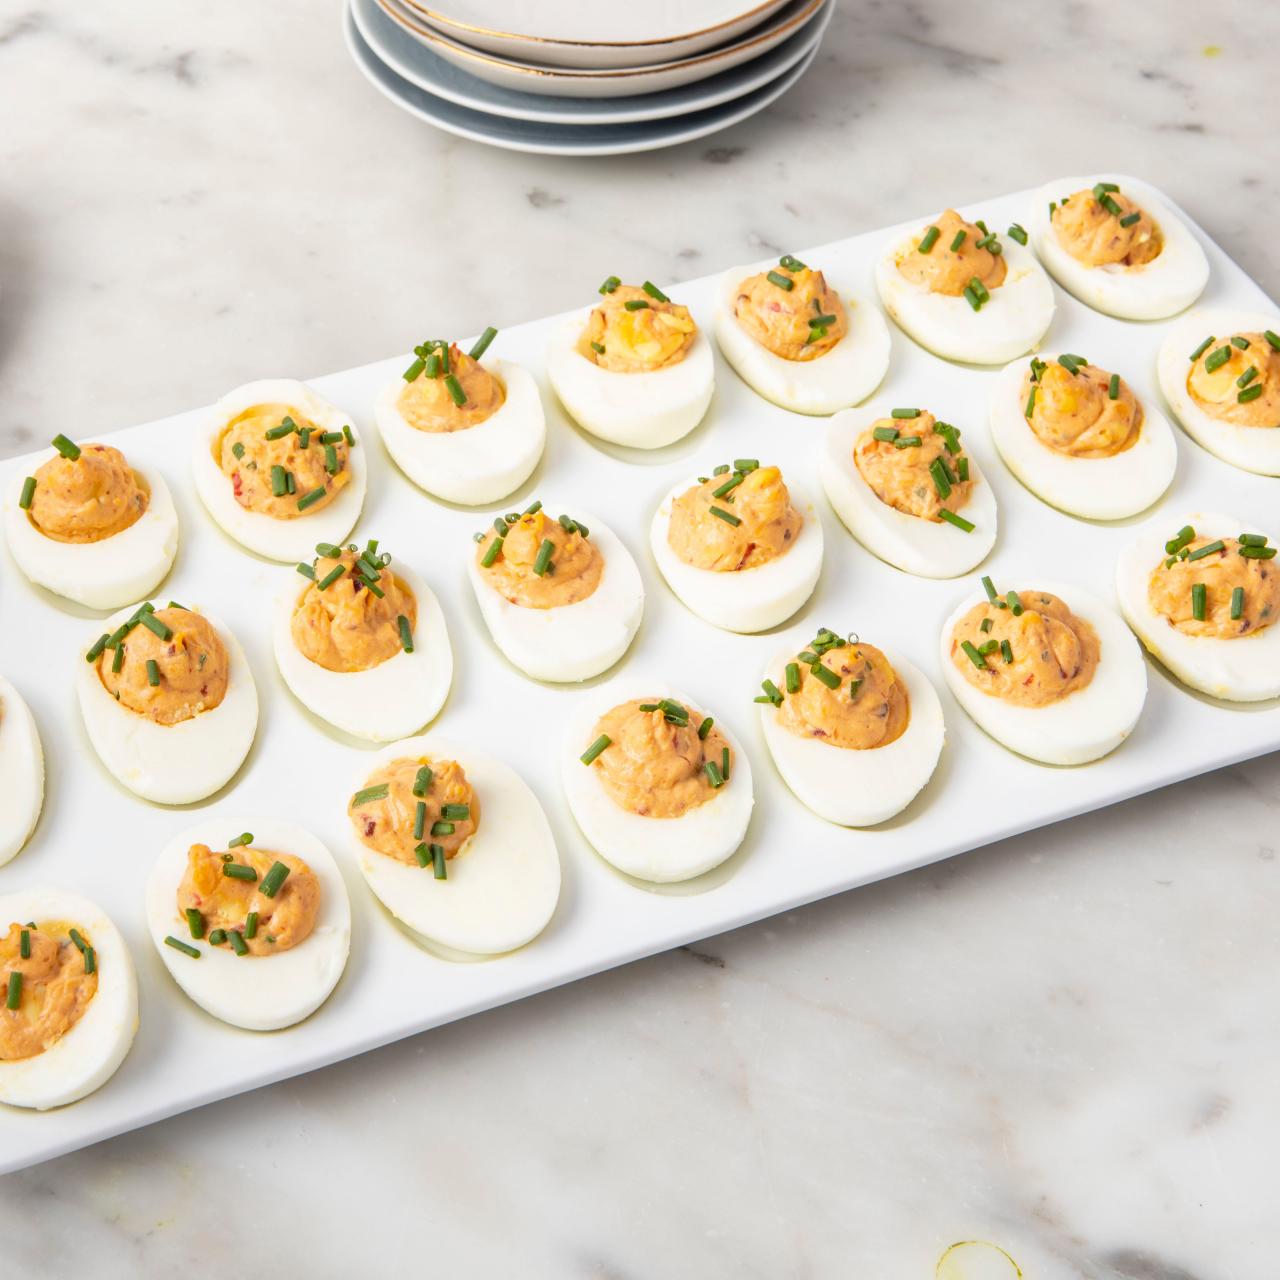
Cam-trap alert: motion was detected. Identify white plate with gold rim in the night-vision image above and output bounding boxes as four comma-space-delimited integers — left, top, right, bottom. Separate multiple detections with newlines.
401, 0, 794, 68
381, 0, 827, 98
353, 0, 830, 123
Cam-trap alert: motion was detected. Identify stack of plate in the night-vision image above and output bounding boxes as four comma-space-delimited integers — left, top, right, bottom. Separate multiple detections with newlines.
344, 0, 834, 156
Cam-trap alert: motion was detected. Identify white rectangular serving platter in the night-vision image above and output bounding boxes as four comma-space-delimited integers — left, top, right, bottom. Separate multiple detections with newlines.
1, 180, 1277, 1175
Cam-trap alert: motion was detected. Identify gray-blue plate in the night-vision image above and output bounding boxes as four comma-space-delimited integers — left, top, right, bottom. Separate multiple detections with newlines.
344, 3, 823, 154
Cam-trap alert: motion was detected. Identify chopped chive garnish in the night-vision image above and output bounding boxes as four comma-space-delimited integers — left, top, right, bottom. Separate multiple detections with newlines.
766, 270, 794, 291
344, 426, 356, 447
352, 783, 389, 806
139, 611, 172, 640
1024, 386, 1037, 418
893, 435, 922, 449
697, 716, 713, 740
590, 341, 606, 355
222, 863, 257, 882
397, 614, 413, 652
324, 443, 340, 474
270, 464, 288, 496
1240, 545, 1277, 559
811, 313, 837, 327
890, 407, 920, 419
1119, 211, 1141, 227
981, 574, 999, 602
918, 225, 940, 253
1189, 335, 1215, 362
1231, 586, 1245, 620
431, 821, 454, 837
957, 457, 970, 482
873, 426, 900, 442
441, 804, 470, 821
164, 936, 200, 959
265, 420, 296, 440
721, 746, 730, 781
760, 678, 784, 706
317, 563, 345, 591
413, 801, 427, 841
1230, 335, 1251, 350
623, 299, 650, 311
208, 929, 227, 946
1001, 640, 1013, 664
184, 908, 204, 939
978, 639, 999, 656
4, 969, 20, 1010
297, 486, 327, 511
963, 286, 982, 312
228, 831, 253, 848
86, 633, 110, 663
1264, 330, 1280, 352
785, 662, 800, 693
1191, 582, 1207, 621
1204, 345, 1232, 373
598, 275, 620, 295
847, 678, 863, 702
709, 506, 741, 526
259, 861, 290, 899
414, 843, 431, 868
968, 277, 990, 304
413, 765, 433, 797
1238, 366, 1258, 389
244, 912, 258, 940
402, 356, 426, 382
704, 761, 724, 789
469, 326, 498, 360
950, 229, 967, 252
112, 643, 126, 673
1187, 539, 1225, 561
51, 433, 81, 460
1165, 525, 1195, 554
480, 536, 503, 569
939, 509, 975, 532
444, 374, 467, 407
1058, 353, 1087, 375
1007, 223, 1028, 245
18, 476, 36, 509
296, 562, 316, 580
425, 351, 441, 378
961, 640, 987, 669
929, 458, 952, 500
980, 617, 993, 633
231, 440, 246, 459
19, 929, 30, 958
145, 658, 161, 687
779, 254, 807, 272
712, 473, 744, 499
432, 844, 447, 880
523, 500, 542, 516
1006, 590, 1024, 615
580, 734, 612, 766
1108, 373, 1120, 400
810, 662, 840, 690
1239, 532, 1267, 546
641, 281, 670, 303
1238, 384, 1263, 404
227, 930, 248, 957
533, 538, 555, 576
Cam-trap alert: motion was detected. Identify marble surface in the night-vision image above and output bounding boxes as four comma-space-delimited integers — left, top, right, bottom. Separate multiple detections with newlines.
1, 1, 1276, 1275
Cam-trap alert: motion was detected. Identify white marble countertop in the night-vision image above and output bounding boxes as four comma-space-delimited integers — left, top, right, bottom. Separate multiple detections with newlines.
2, 2, 1276, 1275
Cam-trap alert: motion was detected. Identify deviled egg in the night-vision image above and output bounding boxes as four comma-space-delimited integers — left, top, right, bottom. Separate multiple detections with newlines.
823, 407, 997, 577
989, 352, 1177, 520
650, 460, 822, 632
546, 278, 714, 448
147, 820, 351, 1031
563, 687, 753, 883
757, 627, 944, 826
713, 253, 890, 414
0, 888, 138, 1110
375, 329, 546, 505
1027, 177, 1208, 320
468, 501, 643, 682
4, 435, 179, 610
1115, 513, 1280, 702
939, 575, 1147, 765
1156, 311, 1280, 476
0, 675, 43, 868
192, 379, 367, 561
275, 537, 452, 741
348, 735, 560, 956
77, 602, 258, 804
875, 210, 1054, 365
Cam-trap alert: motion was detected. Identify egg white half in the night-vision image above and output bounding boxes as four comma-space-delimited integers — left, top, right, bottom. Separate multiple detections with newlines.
375, 357, 546, 506
1156, 309, 1280, 477
274, 562, 453, 741
561, 681, 754, 883
823, 407, 997, 578
939, 579, 1148, 766
545, 309, 715, 448
0, 887, 138, 1111
758, 648, 945, 827
350, 735, 561, 956
1115, 511, 1280, 702
713, 263, 891, 415
191, 378, 367, 561
875, 226, 1054, 365
1027, 176, 1209, 320
988, 355, 1177, 520
3, 461, 179, 610
76, 604, 259, 804
146, 817, 351, 1032
467, 506, 644, 682
0, 675, 43, 868
649, 477, 823, 633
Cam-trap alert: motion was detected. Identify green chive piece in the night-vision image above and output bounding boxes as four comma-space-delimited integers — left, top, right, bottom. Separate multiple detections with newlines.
709, 506, 741, 526
766, 270, 794, 291
1024, 386, 1037, 418
5, 970, 19, 1010
402, 356, 426, 382
981, 575, 999, 602
590, 341, 606, 355
259, 861, 291, 899
1187, 539, 1225, 561
413, 801, 427, 841
297, 486, 327, 511
580, 734, 612, 766
957, 457, 970, 482
316, 563, 345, 591
929, 458, 952, 500
441, 804, 470, 821
165, 935, 200, 958
1119, 211, 1141, 227
1189, 335, 1215, 362
1239, 545, 1277, 560
641, 281, 670, 303
704, 760, 725, 789
733, 457, 760, 472
431, 821, 455, 837
413, 765, 433, 796
1238, 384, 1263, 404
67, 928, 88, 955
469, 326, 498, 360
1239, 532, 1267, 546
761, 678, 784, 706
145, 658, 160, 687
785, 662, 800, 693
244, 912, 258, 940
1108, 373, 1120, 400
968, 277, 990, 304
961, 640, 987, 669
222, 863, 257, 882
890, 407, 920, 419
1204, 345, 1232, 373
598, 275, 621, 295
811, 662, 840, 690
265, 419, 296, 440
112, 643, 126, 673
697, 716, 713, 740
86, 633, 110, 663
270, 464, 288, 496
533, 538, 555, 576
1231, 586, 1245, 620
980, 617, 993, 633
414, 843, 431, 868
445, 374, 467, 407
425, 351, 442, 378
873, 426, 900, 442
939, 509, 975, 532
1238, 366, 1259, 389
227, 930, 248, 957
324, 443, 340, 475
1058, 353, 1087, 375
779, 254, 807, 272
51, 433, 81, 461
847, 678, 863, 701
185, 908, 204, 940
139, 612, 172, 640
1230, 335, 1251, 350
432, 844, 447, 880
623, 299, 650, 311
712, 472, 744, 499
978, 639, 999, 656
19, 476, 36, 509
352, 784, 389, 806
1007, 223, 1028, 245
721, 746, 730, 781
1191, 582, 1207, 621
918, 225, 940, 253
480, 535, 503, 569
949, 229, 967, 252
1007, 590, 1024, 615
20, 929, 30, 959
228, 831, 253, 848
963, 286, 982, 312
1001, 640, 1014, 664
1166, 525, 1196, 554
1264, 330, 1280, 352
893, 435, 923, 449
